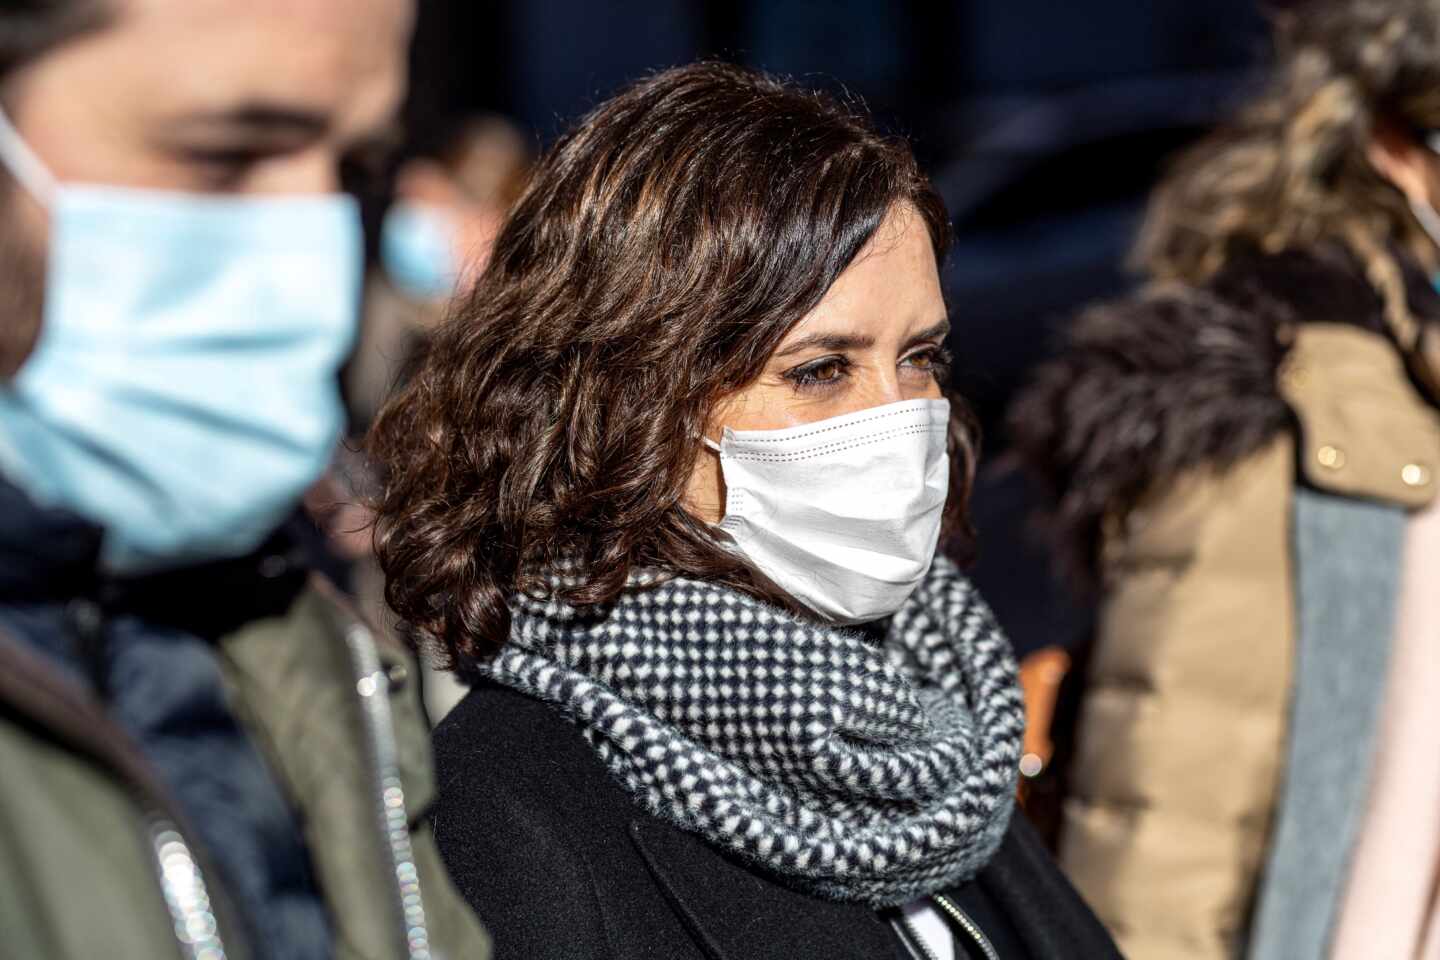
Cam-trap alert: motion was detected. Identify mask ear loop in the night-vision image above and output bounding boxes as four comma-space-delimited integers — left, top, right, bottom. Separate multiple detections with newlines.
702, 436, 722, 454
0, 106, 58, 205
1411, 131, 1440, 266
1411, 194, 1440, 250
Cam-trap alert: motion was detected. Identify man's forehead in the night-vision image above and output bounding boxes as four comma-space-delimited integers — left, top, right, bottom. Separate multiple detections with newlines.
126, 0, 413, 43
115, 0, 412, 126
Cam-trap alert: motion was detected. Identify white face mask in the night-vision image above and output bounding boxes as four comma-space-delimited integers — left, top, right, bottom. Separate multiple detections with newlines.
707, 397, 951, 624
0, 108, 360, 574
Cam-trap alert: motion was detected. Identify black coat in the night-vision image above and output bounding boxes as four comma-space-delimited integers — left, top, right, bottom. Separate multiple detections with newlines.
432, 681, 1122, 960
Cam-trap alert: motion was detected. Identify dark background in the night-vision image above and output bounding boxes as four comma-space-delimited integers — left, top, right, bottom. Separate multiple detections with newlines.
405, 0, 1273, 655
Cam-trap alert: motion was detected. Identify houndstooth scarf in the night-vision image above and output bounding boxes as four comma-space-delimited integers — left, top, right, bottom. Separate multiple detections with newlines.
478, 554, 1024, 907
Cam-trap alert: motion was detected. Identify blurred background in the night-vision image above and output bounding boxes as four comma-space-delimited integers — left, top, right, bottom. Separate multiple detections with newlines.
354, 0, 1272, 670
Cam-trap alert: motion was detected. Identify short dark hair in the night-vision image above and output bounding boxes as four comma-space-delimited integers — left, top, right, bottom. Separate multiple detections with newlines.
0, 0, 109, 86
367, 62, 969, 668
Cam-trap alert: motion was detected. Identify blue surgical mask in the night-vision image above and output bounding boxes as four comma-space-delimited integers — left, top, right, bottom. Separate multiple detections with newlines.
380, 202, 461, 301
0, 108, 361, 574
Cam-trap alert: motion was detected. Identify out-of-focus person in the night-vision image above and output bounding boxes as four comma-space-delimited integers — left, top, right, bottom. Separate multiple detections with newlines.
0, 2, 489, 957
330, 114, 532, 724
347, 114, 532, 432
1012, 2, 1440, 958
368, 62, 1122, 960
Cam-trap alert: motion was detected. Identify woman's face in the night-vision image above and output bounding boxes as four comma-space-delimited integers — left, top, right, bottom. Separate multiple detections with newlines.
686, 202, 950, 523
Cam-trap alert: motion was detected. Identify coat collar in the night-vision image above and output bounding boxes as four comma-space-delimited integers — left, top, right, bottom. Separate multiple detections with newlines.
0, 469, 319, 641
0, 476, 103, 602
1011, 244, 1440, 578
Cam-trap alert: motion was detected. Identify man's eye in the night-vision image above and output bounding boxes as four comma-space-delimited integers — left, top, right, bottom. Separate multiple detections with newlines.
174, 146, 264, 188
182, 147, 261, 169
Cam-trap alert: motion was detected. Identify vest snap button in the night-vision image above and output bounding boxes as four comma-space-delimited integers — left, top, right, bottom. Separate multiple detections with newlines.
1282, 363, 1308, 391
1402, 463, 1431, 487
1317, 445, 1346, 470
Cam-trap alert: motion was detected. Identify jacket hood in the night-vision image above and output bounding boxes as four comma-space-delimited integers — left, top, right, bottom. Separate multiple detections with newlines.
1009, 246, 1440, 579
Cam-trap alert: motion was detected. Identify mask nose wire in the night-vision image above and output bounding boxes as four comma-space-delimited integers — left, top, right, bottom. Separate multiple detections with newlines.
0, 106, 58, 205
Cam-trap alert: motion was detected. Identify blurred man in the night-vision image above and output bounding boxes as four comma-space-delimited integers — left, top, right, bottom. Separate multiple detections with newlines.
0, 2, 491, 957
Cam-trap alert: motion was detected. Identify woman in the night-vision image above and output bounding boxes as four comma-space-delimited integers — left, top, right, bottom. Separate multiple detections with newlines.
369, 63, 1120, 959
1012, 3, 1440, 958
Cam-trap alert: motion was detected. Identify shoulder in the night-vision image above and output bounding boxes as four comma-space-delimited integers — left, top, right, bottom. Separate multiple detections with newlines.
430, 683, 636, 957
432, 680, 629, 805
1010, 278, 1291, 575
221, 576, 430, 782
1012, 276, 1292, 479
431, 681, 642, 875
1283, 323, 1440, 510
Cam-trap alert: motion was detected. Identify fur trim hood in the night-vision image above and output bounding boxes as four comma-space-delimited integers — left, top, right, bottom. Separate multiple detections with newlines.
1010, 246, 1440, 578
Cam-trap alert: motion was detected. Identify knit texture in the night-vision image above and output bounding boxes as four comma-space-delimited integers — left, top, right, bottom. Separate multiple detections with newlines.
477, 554, 1024, 907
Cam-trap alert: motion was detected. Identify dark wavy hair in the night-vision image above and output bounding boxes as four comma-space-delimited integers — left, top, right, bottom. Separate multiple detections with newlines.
368, 62, 970, 667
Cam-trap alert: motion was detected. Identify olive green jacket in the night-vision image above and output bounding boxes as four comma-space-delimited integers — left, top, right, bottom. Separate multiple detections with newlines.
0, 575, 490, 960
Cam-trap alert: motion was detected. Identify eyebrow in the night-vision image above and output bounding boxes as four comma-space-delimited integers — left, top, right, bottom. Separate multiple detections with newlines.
905, 319, 951, 347
162, 102, 406, 165
165, 102, 331, 143
773, 332, 877, 358
773, 318, 951, 359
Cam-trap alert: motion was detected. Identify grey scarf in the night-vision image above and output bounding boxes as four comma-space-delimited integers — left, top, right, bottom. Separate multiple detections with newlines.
1247, 489, 1405, 958
479, 554, 1024, 907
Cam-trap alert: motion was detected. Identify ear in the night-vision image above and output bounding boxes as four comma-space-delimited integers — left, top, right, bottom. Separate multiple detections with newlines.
1368, 117, 1434, 207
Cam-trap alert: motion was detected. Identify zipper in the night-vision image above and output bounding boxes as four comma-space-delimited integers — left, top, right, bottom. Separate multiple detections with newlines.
891, 912, 942, 960
148, 819, 229, 960
0, 626, 250, 960
65, 596, 110, 700
344, 622, 434, 960
933, 893, 1001, 960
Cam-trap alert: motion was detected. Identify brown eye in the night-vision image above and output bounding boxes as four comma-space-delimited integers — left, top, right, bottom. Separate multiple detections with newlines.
902, 346, 953, 380
783, 355, 853, 390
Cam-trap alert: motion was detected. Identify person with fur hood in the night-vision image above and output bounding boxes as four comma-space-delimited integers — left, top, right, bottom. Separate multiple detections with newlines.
1012, 2, 1440, 958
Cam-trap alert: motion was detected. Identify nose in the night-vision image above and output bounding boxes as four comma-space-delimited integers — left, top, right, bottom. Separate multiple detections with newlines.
855, 368, 907, 410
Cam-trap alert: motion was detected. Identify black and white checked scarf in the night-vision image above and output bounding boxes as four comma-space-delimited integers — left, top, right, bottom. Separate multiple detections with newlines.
479, 554, 1024, 907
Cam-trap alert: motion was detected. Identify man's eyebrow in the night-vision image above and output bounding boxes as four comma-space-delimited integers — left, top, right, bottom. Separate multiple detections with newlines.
167, 102, 331, 139
773, 332, 877, 358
